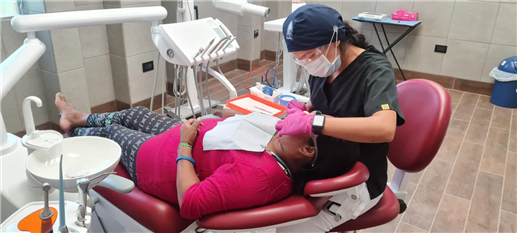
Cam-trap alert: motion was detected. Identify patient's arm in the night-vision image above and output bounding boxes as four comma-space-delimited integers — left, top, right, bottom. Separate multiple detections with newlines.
213, 109, 243, 118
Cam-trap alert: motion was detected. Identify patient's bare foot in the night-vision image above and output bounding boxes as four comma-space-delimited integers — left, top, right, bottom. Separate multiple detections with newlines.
55, 93, 88, 132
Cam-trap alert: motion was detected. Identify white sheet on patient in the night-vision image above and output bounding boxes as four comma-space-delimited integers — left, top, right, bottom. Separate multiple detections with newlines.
203, 112, 279, 152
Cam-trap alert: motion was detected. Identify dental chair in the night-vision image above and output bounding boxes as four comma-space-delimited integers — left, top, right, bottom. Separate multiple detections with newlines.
94, 79, 451, 232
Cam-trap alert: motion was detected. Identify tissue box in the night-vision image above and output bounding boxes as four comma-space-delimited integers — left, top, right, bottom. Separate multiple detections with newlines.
392, 10, 418, 21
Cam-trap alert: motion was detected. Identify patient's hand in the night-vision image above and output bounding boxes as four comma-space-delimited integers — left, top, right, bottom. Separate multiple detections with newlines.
180, 118, 203, 144
213, 109, 242, 118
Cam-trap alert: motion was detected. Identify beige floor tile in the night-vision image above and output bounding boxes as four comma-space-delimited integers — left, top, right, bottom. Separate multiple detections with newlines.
499, 211, 517, 233
464, 123, 490, 145
410, 169, 425, 185
453, 104, 476, 122
448, 89, 464, 104
478, 95, 495, 110
492, 106, 513, 130
461, 93, 480, 106
480, 128, 510, 175
451, 102, 458, 116
436, 120, 470, 162
362, 215, 401, 233
396, 223, 427, 233
402, 160, 453, 230
502, 152, 517, 214
430, 194, 470, 233
446, 142, 484, 200
466, 172, 504, 233
510, 116, 516, 153
472, 108, 493, 125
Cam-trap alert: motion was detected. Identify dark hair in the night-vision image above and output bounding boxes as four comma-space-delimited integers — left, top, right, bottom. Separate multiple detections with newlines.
340, 21, 369, 49
291, 135, 360, 194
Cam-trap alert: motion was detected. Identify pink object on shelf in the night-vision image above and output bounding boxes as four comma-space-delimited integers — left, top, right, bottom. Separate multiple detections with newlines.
392, 9, 418, 21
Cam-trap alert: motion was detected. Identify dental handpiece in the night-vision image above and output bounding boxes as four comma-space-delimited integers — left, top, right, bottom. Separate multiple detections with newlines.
192, 47, 204, 60
200, 37, 216, 58
222, 37, 236, 52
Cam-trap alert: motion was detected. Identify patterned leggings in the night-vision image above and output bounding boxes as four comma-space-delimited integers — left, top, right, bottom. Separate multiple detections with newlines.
70, 106, 181, 184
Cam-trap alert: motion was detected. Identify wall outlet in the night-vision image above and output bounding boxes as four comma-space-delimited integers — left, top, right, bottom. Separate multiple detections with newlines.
254, 29, 259, 39
142, 61, 154, 73
435, 45, 447, 53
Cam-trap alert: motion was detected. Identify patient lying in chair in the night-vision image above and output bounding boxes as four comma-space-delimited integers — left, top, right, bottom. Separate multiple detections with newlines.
55, 93, 358, 219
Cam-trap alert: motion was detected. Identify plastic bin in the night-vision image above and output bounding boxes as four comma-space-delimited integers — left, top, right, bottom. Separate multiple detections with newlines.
490, 80, 517, 108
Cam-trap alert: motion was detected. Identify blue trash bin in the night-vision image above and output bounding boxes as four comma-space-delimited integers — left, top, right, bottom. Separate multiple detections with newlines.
489, 56, 517, 109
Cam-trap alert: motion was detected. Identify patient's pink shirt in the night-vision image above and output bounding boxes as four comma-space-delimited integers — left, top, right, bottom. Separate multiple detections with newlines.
136, 119, 292, 219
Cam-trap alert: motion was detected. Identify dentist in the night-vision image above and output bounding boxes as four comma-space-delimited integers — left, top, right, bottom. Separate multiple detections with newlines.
275, 5, 405, 232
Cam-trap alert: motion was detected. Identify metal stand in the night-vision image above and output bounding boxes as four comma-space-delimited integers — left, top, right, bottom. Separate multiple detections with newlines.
368, 21, 420, 81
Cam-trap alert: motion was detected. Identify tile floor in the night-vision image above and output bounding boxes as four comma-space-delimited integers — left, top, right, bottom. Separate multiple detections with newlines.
158, 60, 517, 233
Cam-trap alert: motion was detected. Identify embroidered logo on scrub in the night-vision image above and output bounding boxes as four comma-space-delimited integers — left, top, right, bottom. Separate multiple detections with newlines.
381, 104, 390, 110
286, 21, 294, 40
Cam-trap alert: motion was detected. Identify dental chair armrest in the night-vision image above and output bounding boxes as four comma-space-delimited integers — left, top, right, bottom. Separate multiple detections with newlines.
304, 162, 369, 197
96, 174, 135, 194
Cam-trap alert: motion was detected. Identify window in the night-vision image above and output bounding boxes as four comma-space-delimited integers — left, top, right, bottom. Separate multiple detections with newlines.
1, 0, 20, 18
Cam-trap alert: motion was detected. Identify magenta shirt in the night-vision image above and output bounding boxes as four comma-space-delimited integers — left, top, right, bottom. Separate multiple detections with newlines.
136, 119, 292, 219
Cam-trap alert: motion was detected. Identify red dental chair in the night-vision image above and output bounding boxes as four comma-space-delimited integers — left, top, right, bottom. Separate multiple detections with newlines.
94, 79, 451, 232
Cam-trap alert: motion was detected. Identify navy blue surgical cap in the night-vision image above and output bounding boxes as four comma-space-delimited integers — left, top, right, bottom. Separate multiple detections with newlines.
283, 4, 347, 52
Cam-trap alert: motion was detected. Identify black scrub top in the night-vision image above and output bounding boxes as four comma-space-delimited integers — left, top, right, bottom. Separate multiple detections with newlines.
309, 45, 405, 199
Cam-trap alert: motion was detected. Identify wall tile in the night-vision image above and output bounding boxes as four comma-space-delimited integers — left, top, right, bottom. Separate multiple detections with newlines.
1, 20, 39, 71
41, 70, 61, 124
311, 0, 343, 13
122, 21, 156, 57
448, 1, 500, 43
370, 32, 409, 69
1, 36, 6, 62
1, 90, 24, 133
25, 0, 45, 13
58, 68, 91, 114
358, 29, 373, 45
466, 171, 503, 233
84, 55, 116, 107
126, 51, 166, 103
411, 1, 454, 38
106, 24, 125, 57
50, 28, 84, 73
481, 44, 517, 83
403, 35, 446, 75
36, 30, 57, 73
237, 25, 252, 60
441, 39, 489, 81
492, 3, 517, 46
375, 0, 415, 34
341, 1, 376, 30
43, 0, 75, 13
74, 4, 110, 59
13, 70, 50, 127
75, 0, 103, 6
109, 55, 131, 104
502, 152, 516, 214
161, 0, 177, 24
446, 142, 484, 200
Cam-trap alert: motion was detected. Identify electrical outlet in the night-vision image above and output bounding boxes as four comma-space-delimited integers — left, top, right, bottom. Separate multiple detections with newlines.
254, 29, 259, 39
435, 45, 447, 53
142, 61, 154, 73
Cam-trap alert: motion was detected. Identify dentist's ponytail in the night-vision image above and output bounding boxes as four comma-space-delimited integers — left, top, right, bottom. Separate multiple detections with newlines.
340, 21, 369, 49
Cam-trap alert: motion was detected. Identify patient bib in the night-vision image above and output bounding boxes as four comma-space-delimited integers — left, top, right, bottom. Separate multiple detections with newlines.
203, 112, 279, 152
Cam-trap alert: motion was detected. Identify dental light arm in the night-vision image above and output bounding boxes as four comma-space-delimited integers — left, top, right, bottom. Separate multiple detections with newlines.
0, 6, 167, 154
212, 0, 270, 17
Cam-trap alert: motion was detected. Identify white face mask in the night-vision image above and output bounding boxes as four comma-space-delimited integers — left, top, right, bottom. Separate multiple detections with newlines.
303, 26, 341, 78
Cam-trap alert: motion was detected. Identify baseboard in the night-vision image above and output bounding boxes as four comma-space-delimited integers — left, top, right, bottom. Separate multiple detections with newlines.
394, 69, 493, 96
237, 59, 250, 71
115, 100, 131, 111
131, 94, 166, 111
260, 50, 266, 60
264, 50, 279, 61
14, 122, 63, 137
91, 101, 117, 113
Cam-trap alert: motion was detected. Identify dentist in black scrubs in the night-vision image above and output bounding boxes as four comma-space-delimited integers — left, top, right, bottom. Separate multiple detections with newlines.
275, 5, 405, 232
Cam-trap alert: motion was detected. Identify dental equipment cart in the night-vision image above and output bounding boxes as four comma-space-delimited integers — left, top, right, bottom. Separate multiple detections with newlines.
352, 17, 422, 81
